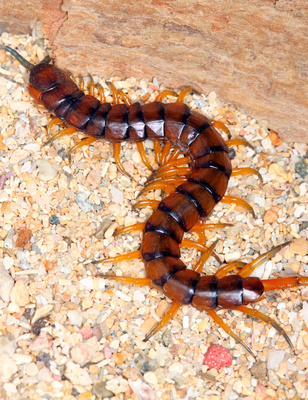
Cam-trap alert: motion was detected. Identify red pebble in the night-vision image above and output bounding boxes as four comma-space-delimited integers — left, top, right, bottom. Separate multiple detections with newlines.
79, 327, 93, 340
203, 344, 232, 370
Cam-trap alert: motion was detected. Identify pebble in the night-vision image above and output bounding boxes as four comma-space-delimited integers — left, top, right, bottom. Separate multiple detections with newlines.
0, 335, 17, 356
0, 263, 14, 302
10, 279, 30, 306
70, 337, 99, 365
67, 310, 83, 326
26, 363, 39, 377
86, 169, 101, 187
267, 350, 285, 370
268, 163, 288, 182
93, 382, 114, 398
75, 192, 93, 212
9, 149, 29, 164
225, 250, 241, 263
31, 304, 53, 325
144, 371, 158, 385
169, 362, 184, 374
10, 101, 31, 111
65, 361, 93, 386
0, 355, 18, 383
36, 159, 57, 181
110, 185, 124, 203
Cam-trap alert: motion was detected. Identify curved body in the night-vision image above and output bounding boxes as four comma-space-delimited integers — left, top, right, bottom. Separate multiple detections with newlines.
26, 62, 268, 310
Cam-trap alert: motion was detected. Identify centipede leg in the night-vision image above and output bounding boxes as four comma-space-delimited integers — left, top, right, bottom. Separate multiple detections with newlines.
87, 74, 96, 96
177, 88, 193, 103
98, 275, 151, 286
146, 156, 189, 183
211, 120, 230, 135
207, 309, 255, 356
226, 138, 253, 149
113, 142, 134, 180
114, 222, 146, 236
93, 250, 142, 265
237, 242, 291, 278
68, 136, 97, 162
232, 167, 263, 182
221, 195, 255, 217
144, 302, 182, 341
155, 89, 177, 102
136, 142, 154, 171
235, 305, 294, 351
153, 140, 162, 165
133, 199, 160, 210
45, 126, 77, 146
96, 83, 106, 103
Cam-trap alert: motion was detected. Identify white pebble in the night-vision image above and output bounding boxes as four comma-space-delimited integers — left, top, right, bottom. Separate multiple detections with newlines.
67, 310, 83, 326
0, 335, 16, 356
294, 205, 305, 218
183, 315, 190, 329
115, 290, 131, 302
26, 363, 39, 376
12, 353, 32, 364
0, 264, 14, 303
144, 371, 158, 385
225, 250, 241, 263
109, 339, 120, 350
168, 361, 184, 374
267, 350, 285, 369
10, 101, 31, 111
133, 290, 145, 302
80, 277, 95, 290
36, 159, 57, 181
110, 185, 124, 203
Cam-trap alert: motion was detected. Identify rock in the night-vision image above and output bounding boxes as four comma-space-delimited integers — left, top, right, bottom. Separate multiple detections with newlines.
0, 263, 14, 303
10, 279, 30, 306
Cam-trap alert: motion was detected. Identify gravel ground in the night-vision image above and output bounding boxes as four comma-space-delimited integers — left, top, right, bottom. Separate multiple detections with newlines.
0, 32, 307, 400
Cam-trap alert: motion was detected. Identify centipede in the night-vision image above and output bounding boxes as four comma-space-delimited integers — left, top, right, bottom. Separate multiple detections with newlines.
1, 44, 307, 357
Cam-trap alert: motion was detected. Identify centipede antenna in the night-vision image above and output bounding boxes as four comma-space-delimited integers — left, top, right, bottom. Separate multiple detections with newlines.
0, 45, 34, 70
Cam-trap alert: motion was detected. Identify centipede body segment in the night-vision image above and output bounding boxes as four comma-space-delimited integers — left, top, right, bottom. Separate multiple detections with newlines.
1, 44, 307, 356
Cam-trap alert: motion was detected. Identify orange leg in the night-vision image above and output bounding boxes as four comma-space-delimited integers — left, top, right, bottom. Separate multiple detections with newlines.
235, 305, 294, 351
96, 83, 107, 103
45, 126, 77, 146
215, 261, 246, 279
153, 140, 162, 165
133, 199, 160, 210
155, 89, 177, 102
237, 242, 291, 278
137, 177, 186, 198
211, 120, 230, 135
207, 309, 254, 356
87, 74, 95, 96
221, 195, 255, 217
232, 167, 263, 182
226, 138, 253, 149
68, 136, 97, 161
160, 142, 173, 165
136, 142, 153, 171
113, 142, 134, 179
94, 250, 142, 265
146, 156, 189, 182
176, 88, 193, 103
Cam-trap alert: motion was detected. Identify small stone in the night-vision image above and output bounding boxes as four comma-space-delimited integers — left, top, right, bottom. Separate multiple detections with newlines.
288, 238, 308, 257
31, 305, 53, 325
0, 264, 14, 302
70, 337, 99, 365
49, 214, 60, 225
15, 228, 32, 248
0, 355, 17, 383
36, 159, 57, 181
268, 163, 288, 182
225, 250, 241, 263
110, 185, 123, 203
65, 361, 93, 386
93, 382, 114, 398
67, 310, 83, 326
9, 149, 29, 164
79, 327, 93, 340
144, 371, 158, 385
10, 101, 31, 111
75, 192, 93, 212
10, 280, 30, 306
25, 362, 39, 376
87, 170, 101, 187
264, 206, 280, 224
267, 350, 285, 370
268, 130, 282, 146
0, 335, 17, 356
168, 362, 184, 374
